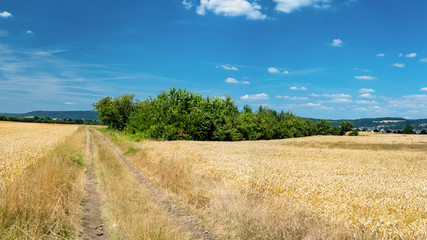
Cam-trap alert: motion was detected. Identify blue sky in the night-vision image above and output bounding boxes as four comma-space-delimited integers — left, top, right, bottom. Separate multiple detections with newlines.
0, 0, 426, 119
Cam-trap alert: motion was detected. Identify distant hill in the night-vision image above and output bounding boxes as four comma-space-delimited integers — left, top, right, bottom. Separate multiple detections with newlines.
310, 117, 427, 130
0, 111, 98, 120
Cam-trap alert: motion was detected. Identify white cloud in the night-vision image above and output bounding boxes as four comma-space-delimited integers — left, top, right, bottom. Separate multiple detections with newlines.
25, 30, 34, 34
359, 93, 375, 98
388, 94, 427, 110
283, 70, 289, 74
241, 81, 250, 84
330, 39, 343, 47
268, 67, 280, 73
398, 53, 403, 57
197, 0, 267, 20
216, 64, 238, 71
273, 0, 331, 13
289, 86, 307, 90
356, 100, 378, 105
0, 11, 12, 18
276, 96, 308, 101
322, 93, 352, 98
376, 53, 385, 57
64, 102, 77, 105
240, 93, 269, 101
309, 93, 320, 97
327, 98, 353, 103
421, 87, 427, 91
391, 63, 405, 68
182, 0, 193, 9
358, 88, 375, 93
405, 53, 417, 58
420, 58, 427, 63
354, 75, 377, 80
225, 77, 239, 83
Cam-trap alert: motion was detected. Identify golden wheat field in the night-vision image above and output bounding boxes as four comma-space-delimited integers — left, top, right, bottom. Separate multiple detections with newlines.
0, 121, 79, 186
136, 132, 427, 238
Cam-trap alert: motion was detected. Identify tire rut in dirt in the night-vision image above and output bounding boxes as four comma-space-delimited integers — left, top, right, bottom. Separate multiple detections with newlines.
81, 129, 108, 239
95, 130, 217, 240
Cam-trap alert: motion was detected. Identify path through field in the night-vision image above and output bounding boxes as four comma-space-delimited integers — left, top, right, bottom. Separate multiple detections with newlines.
81, 129, 108, 239
94, 130, 216, 240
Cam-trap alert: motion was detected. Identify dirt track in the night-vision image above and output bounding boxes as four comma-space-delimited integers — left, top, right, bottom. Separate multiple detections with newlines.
81, 129, 108, 239
94, 130, 216, 240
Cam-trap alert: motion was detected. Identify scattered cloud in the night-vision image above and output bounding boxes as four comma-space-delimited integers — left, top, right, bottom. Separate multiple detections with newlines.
356, 100, 378, 105
224, 77, 250, 84
322, 93, 352, 98
274, 0, 331, 13
388, 94, 427, 110
358, 88, 375, 93
420, 58, 427, 63
326, 98, 353, 103
64, 102, 77, 105
216, 64, 238, 71
421, 87, 427, 91
398, 53, 403, 57
309, 93, 320, 97
240, 93, 269, 101
283, 70, 289, 74
391, 63, 405, 68
359, 93, 375, 98
376, 53, 385, 57
276, 96, 308, 101
182, 0, 193, 9
290, 86, 307, 91
196, 0, 267, 20
25, 30, 34, 34
225, 77, 239, 83
305, 102, 334, 110
354, 75, 377, 80
405, 53, 417, 58
0, 11, 12, 18
330, 39, 343, 47
268, 67, 280, 73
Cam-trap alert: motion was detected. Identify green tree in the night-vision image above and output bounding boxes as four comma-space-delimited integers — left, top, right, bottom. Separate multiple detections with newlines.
349, 129, 359, 136
93, 93, 139, 130
402, 124, 415, 134
340, 121, 354, 135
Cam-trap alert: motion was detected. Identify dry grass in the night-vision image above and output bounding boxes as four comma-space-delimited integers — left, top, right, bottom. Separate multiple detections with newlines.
90, 130, 189, 240
0, 126, 86, 239
0, 121, 79, 186
108, 131, 427, 239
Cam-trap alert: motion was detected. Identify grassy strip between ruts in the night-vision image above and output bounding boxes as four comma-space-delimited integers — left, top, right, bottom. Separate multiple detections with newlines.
90, 129, 189, 240
0, 127, 86, 239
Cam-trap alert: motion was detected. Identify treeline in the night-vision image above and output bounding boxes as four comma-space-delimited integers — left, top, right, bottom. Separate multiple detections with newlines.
0, 115, 101, 125
93, 88, 357, 141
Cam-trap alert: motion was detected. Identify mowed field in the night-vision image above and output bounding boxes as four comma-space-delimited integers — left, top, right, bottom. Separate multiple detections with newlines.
0, 121, 79, 186
125, 132, 427, 238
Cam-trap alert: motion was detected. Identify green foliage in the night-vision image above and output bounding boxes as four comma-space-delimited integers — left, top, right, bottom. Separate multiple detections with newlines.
124, 147, 141, 156
93, 93, 139, 130
349, 129, 359, 136
340, 121, 354, 135
97, 88, 348, 141
402, 124, 415, 134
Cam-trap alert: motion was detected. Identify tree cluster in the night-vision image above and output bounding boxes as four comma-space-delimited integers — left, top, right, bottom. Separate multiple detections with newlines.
93, 88, 355, 141
0, 115, 100, 125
